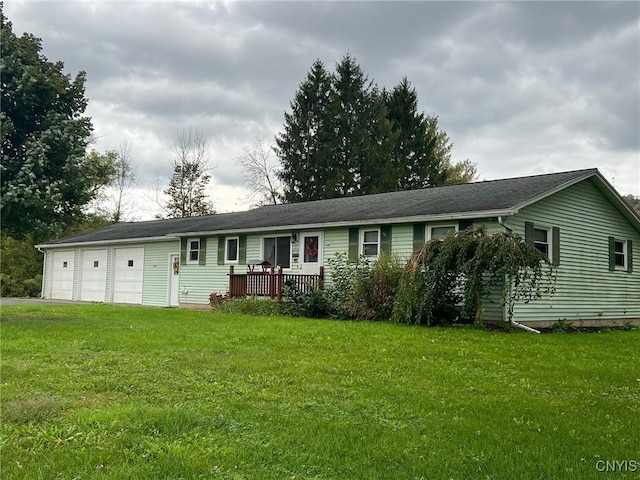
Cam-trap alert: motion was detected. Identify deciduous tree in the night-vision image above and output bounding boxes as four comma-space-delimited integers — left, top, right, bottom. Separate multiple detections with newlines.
0, 7, 112, 239
238, 137, 282, 206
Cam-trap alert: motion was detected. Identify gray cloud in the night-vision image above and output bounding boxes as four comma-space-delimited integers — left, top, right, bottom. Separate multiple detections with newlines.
4, 0, 638, 217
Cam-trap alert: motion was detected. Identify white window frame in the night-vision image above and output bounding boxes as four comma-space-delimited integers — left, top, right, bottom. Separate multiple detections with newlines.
225, 236, 239, 264
427, 224, 458, 241
261, 235, 292, 270
187, 238, 200, 264
533, 226, 551, 259
614, 239, 627, 270
360, 228, 380, 259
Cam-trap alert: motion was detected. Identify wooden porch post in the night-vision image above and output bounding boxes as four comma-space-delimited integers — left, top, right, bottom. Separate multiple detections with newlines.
276, 265, 283, 302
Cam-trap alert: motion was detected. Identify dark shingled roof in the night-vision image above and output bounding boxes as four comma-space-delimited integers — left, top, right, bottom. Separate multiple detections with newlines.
41, 169, 599, 246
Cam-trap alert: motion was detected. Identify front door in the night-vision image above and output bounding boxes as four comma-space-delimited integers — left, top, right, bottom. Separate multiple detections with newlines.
299, 232, 322, 275
168, 253, 180, 307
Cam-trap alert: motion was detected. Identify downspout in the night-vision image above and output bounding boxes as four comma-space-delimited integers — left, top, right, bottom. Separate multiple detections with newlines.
497, 218, 541, 333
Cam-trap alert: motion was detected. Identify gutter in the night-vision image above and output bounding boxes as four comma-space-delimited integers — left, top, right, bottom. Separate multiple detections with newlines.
172, 208, 515, 238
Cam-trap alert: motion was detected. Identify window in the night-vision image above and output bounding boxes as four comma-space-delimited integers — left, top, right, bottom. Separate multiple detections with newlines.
62, 261, 68, 268
128, 260, 134, 267
93, 261, 99, 268
428, 224, 457, 240
361, 229, 379, 258
226, 237, 239, 263
187, 238, 200, 263
533, 228, 550, 257
263, 236, 291, 268
614, 239, 626, 269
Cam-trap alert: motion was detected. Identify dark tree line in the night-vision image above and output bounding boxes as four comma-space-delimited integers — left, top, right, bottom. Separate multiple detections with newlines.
275, 55, 476, 203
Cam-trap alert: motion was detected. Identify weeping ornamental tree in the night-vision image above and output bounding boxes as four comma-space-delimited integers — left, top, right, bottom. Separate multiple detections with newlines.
392, 226, 556, 326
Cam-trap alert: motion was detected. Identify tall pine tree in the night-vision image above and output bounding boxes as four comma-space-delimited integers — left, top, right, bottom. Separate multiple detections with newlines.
276, 55, 471, 203
276, 60, 333, 203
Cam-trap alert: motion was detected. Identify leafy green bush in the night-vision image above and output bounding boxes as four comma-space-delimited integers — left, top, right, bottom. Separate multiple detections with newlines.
282, 281, 332, 318
326, 252, 403, 321
0, 234, 43, 298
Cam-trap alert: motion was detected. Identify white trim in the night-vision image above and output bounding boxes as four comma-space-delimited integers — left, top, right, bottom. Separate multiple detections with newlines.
613, 239, 628, 270
186, 238, 200, 264
427, 223, 458, 241
360, 227, 380, 259
225, 236, 240, 264
533, 225, 551, 259
170, 209, 515, 238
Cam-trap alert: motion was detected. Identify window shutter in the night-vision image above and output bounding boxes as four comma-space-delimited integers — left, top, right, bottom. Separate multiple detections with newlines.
199, 237, 207, 265
458, 219, 473, 232
239, 235, 247, 265
627, 239, 633, 273
413, 223, 425, 251
348, 227, 359, 262
524, 222, 534, 245
217, 236, 225, 265
180, 237, 187, 264
380, 225, 392, 256
608, 236, 615, 271
552, 227, 560, 266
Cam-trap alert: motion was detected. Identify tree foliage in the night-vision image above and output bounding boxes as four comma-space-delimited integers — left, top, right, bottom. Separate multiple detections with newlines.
276, 55, 475, 203
392, 226, 556, 325
0, 7, 113, 240
622, 194, 640, 215
163, 128, 215, 218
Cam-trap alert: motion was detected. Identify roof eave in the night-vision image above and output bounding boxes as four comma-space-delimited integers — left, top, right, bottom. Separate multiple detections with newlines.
171, 209, 515, 237
35, 235, 179, 249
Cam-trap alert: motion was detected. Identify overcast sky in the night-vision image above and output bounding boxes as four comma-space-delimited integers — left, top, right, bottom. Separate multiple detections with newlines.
5, 0, 639, 219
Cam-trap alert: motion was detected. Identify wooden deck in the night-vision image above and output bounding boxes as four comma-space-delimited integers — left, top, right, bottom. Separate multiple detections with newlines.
228, 266, 324, 301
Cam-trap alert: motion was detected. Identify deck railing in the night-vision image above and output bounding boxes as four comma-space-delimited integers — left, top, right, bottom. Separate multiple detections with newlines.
228, 265, 324, 301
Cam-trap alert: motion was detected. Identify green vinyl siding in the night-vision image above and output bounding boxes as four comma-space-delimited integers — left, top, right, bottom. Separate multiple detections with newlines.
509, 178, 640, 323
142, 241, 180, 307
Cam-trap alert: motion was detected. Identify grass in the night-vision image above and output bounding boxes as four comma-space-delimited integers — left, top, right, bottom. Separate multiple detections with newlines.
1, 304, 639, 479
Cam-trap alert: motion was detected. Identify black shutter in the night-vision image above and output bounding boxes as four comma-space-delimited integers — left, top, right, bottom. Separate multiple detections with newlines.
239, 235, 247, 265
348, 227, 359, 262
552, 227, 560, 266
524, 222, 534, 245
413, 223, 425, 251
180, 237, 187, 264
627, 239, 633, 273
199, 237, 207, 266
380, 225, 392, 256
608, 236, 615, 271
217, 236, 225, 265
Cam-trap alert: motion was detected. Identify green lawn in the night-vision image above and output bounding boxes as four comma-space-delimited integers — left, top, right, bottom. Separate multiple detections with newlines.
1, 304, 639, 479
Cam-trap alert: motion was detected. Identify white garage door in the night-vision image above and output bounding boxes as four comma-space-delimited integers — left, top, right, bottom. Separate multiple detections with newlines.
51, 250, 75, 300
113, 247, 144, 304
79, 249, 108, 302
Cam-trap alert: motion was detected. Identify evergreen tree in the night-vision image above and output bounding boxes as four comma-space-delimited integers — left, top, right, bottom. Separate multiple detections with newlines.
329, 55, 396, 197
276, 60, 333, 203
0, 7, 112, 239
384, 78, 451, 189
276, 55, 472, 203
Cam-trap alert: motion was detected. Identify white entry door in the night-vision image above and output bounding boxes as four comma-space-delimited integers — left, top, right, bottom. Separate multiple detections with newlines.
168, 253, 180, 307
50, 250, 75, 299
113, 247, 144, 304
79, 249, 108, 301
299, 232, 323, 275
